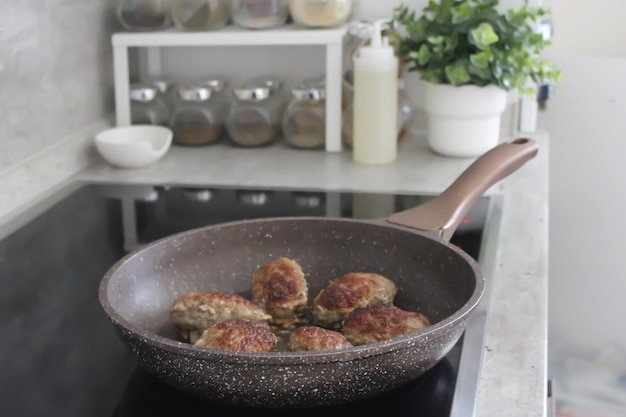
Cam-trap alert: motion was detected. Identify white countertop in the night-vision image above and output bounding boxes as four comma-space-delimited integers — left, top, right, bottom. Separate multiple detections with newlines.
3, 132, 550, 417
79, 138, 515, 194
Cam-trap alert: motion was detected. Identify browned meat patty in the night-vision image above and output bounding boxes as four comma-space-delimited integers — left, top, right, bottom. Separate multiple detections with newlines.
287, 326, 353, 352
313, 272, 397, 327
252, 258, 308, 324
169, 292, 271, 332
194, 320, 277, 352
341, 304, 431, 346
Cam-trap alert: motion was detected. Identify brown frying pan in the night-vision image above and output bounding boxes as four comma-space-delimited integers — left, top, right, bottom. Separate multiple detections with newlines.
99, 138, 538, 408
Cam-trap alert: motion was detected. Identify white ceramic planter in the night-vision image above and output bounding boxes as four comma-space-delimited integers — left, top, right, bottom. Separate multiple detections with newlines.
424, 83, 508, 157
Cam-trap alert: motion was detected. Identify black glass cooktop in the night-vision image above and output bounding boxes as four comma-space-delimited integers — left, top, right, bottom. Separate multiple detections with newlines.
0, 185, 490, 417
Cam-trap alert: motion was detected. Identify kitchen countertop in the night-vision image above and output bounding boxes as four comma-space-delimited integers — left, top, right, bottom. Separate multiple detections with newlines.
3, 132, 549, 417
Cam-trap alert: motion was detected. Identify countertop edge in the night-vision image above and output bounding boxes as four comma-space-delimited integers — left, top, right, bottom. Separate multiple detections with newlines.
0, 118, 113, 240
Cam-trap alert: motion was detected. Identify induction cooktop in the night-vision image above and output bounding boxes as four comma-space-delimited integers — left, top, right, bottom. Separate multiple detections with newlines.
0, 184, 501, 417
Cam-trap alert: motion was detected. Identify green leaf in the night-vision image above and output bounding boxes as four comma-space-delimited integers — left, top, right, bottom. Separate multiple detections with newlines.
470, 50, 492, 69
469, 64, 492, 81
413, 17, 429, 37
423, 69, 445, 84
480, 0, 500, 8
427, 35, 444, 45
442, 33, 459, 53
445, 60, 471, 85
451, 3, 471, 24
410, 44, 432, 66
424, 0, 439, 19
436, 0, 455, 23
469, 22, 499, 50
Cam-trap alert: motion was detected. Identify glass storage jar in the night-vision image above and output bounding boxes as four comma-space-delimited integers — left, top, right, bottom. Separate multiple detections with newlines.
148, 77, 178, 114
171, 0, 230, 31
289, 0, 353, 28
232, 0, 290, 29
170, 81, 229, 146
117, 0, 172, 31
343, 22, 372, 82
397, 80, 414, 142
282, 79, 326, 149
130, 83, 170, 126
226, 80, 284, 147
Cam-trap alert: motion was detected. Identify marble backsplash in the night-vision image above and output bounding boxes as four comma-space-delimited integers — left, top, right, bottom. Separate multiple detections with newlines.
0, 0, 118, 171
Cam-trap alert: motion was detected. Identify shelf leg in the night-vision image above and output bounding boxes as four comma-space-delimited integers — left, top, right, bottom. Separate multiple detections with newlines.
325, 192, 342, 217
113, 45, 131, 126
325, 42, 343, 153
121, 197, 139, 253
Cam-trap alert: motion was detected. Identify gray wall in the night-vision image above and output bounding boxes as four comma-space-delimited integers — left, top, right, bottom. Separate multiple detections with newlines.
541, 2, 626, 351
537, 2, 626, 410
541, 0, 626, 349
0, 1, 118, 170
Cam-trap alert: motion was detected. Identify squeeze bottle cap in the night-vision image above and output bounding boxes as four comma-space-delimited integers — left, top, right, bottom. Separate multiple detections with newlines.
356, 19, 395, 61
371, 19, 384, 48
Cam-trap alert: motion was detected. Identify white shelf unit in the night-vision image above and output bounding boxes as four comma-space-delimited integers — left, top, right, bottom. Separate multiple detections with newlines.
112, 25, 348, 152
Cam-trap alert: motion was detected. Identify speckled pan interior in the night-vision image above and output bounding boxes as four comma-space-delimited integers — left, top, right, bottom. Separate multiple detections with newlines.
99, 216, 483, 408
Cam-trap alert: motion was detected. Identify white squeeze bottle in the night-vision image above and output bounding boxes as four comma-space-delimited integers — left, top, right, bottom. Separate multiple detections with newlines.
353, 20, 398, 165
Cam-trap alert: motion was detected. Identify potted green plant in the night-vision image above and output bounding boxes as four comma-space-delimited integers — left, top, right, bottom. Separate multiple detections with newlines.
392, 0, 562, 157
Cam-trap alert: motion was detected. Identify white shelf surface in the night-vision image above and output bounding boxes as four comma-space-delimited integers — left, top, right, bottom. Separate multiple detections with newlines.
112, 24, 348, 47
112, 25, 347, 152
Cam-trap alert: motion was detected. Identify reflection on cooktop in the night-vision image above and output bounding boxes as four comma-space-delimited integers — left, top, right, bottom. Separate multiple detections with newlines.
113, 357, 456, 417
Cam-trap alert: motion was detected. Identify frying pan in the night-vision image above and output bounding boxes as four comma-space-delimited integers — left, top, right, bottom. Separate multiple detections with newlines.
99, 138, 538, 408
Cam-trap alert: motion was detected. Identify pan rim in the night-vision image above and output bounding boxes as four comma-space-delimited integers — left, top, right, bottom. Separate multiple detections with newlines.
99, 216, 485, 365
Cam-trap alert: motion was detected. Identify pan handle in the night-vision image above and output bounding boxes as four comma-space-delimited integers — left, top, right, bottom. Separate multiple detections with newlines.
387, 138, 539, 242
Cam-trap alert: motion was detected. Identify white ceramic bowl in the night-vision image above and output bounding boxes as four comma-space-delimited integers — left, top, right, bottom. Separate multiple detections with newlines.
95, 125, 173, 169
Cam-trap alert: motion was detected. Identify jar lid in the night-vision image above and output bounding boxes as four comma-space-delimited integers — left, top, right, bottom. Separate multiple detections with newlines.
203, 79, 227, 92
234, 79, 281, 102
177, 84, 214, 101
130, 83, 159, 102
291, 78, 326, 101
150, 78, 172, 93
348, 21, 373, 39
